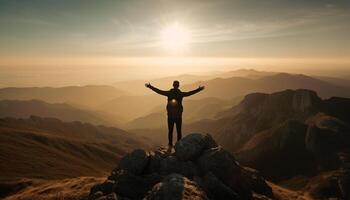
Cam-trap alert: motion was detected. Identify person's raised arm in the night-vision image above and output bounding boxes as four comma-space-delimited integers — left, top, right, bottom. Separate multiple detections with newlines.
182, 86, 205, 97
145, 83, 169, 96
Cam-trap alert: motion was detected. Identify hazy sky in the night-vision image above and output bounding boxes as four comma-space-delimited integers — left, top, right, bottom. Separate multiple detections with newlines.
0, 0, 349, 86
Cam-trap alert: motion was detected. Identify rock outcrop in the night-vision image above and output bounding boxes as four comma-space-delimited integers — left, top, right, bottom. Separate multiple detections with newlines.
88, 133, 273, 200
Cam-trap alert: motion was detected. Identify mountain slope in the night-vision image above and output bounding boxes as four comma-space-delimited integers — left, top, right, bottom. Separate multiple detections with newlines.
184, 89, 350, 186
181, 73, 350, 100
125, 97, 238, 129
98, 95, 164, 121
101, 72, 350, 124
0, 116, 151, 180
0, 85, 124, 108
188, 89, 323, 151
0, 99, 123, 126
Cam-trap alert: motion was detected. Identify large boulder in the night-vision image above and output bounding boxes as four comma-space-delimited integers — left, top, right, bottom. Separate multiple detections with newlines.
113, 170, 162, 199
144, 173, 209, 200
338, 168, 350, 200
95, 193, 118, 200
242, 167, 273, 198
90, 180, 115, 196
118, 149, 149, 175
194, 172, 240, 200
146, 147, 170, 174
175, 133, 217, 161
159, 156, 198, 178
196, 146, 251, 199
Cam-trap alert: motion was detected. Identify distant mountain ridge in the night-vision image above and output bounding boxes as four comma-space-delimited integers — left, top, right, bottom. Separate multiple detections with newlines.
0, 85, 125, 108
113, 69, 275, 95
181, 73, 350, 100
1, 71, 349, 127
125, 97, 238, 129
0, 99, 120, 126
102, 72, 350, 126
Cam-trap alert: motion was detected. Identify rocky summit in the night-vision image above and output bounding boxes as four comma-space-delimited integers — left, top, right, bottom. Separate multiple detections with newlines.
88, 133, 273, 200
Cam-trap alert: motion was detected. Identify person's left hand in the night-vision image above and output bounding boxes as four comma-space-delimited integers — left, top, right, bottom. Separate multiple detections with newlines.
145, 82, 151, 88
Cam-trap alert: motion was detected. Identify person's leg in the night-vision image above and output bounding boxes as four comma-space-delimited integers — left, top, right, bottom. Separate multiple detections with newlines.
167, 117, 175, 145
175, 118, 182, 142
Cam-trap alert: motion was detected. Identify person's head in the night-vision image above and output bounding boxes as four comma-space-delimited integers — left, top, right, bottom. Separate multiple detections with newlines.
173, 80, 180, 89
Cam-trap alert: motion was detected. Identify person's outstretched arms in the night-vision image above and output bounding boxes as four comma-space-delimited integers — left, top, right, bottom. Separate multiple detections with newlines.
145, 83, 169, 96
182, 86, 205, 97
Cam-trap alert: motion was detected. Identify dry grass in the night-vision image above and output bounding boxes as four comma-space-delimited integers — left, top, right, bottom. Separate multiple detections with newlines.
3, 177, 104, 200
0, 117, 151, 180
269, 182, 313, 200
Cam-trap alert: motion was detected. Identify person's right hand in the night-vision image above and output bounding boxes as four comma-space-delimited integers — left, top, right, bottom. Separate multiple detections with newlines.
145, 82, 151, 88
198, 85, 205, 90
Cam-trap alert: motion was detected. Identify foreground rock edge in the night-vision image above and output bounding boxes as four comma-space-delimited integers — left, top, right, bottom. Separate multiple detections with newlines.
88, 133, 273, 200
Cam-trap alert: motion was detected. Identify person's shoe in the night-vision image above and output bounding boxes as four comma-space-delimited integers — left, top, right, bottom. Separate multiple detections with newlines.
167, 144, 173, 153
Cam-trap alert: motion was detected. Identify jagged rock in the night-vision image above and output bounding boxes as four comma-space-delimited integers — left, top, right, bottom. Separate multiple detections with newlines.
144, 173, 209, 200
146, 147, 170, 174
238, 89, 321, 118
112, 171, 162, 199
159, 156, 198, 178
175, 133, 217, 161
89, 191, 104, 200
242, 168, 273, 197
252, 193, 273, 200
90, 180, 115, 196
96, 192, 118, 200
196, 146, 251, 199
118, 149, 149, 175
89, 133, 272, 200
338, 169, 350, 200
194, 172, 240, 200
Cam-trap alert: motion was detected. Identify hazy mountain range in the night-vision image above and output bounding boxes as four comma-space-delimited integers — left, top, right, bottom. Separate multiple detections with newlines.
0, 69, 349, 129
0, 85, 125, 108
1, 69, 350, 199
0, 99, 123, 126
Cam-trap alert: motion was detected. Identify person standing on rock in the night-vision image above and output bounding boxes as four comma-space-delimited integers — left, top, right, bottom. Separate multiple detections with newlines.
145, 80, 205, 148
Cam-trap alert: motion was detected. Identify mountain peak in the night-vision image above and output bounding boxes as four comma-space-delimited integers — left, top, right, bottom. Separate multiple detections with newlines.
239, 89, 322, 116
88, 133, 273, 200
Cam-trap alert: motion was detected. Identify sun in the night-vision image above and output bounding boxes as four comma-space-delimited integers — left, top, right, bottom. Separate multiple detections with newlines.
160, 22, 190, 51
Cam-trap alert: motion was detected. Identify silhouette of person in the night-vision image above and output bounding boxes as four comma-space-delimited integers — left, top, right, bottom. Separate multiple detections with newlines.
145, 80, 205, 147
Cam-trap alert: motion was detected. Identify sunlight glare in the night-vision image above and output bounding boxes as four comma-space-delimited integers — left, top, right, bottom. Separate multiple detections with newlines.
160, 22, 190, 51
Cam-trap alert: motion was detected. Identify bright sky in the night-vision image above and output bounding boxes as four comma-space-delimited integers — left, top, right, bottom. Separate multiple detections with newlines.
0, 0, 349, 86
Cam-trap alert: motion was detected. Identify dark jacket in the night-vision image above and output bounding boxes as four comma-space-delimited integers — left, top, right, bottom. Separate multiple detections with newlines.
148, 86, 202, 118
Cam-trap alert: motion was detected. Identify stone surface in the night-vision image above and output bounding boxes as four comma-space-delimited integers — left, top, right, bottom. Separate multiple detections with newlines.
118, 149, 149, 175
196, 146, 251, 199
144, 174, 209, 200
90, 180, 115, 195
175, 133, 217, 161
89, 133, 272, 200
113, 171, 162, 200
146, 148, 170, 174
96, 192, 118, 200
338, 169, 350, 200
159, 156, 198, 178
242, 167, 273, 197
195, 172, 240, 200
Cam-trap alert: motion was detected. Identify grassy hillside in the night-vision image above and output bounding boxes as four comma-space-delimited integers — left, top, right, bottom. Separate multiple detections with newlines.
1, 177, 104, 200
0, 116, 151, 180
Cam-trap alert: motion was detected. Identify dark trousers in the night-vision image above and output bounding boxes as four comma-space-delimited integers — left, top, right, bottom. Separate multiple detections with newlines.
167, 117, 182, 145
